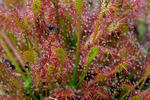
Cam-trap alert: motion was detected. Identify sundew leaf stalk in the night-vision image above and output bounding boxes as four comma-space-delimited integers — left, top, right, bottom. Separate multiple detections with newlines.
72, 0, 83, 88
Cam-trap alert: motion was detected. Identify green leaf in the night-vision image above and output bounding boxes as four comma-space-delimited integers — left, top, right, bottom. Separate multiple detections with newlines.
12, 78, 19, 87
56, 48, 66, 73
0, 37, 27, 80
7, 33, 18, 47
147, 0, 150, 8
72, 0, 83, 88
96, 90, 108, 99
24, 77, 32, 92
113, 62, 128, 73
32, 0, 41, 14
138, 24, 146, 40
56, 48, 66, 65
48, 65, 54, 74
77, 46, 99, 88
94, 73, 106, 83
74, 0, 83, 16
23, 50, 38, 64
121, 84, 132, 92
101, 0, 112, 13
122, 25, 129, 34
144, 64, 150, 77
130, 95, 140, 100
62, 0, 69, 3
119, 48, 128, 59
119, 84, 132, 100
107, 21, 120, 32
88, 46, 99, 64
96, 74, 105, 80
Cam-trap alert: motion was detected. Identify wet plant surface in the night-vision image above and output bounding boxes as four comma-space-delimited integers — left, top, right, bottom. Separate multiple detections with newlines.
0, 0, 150, 100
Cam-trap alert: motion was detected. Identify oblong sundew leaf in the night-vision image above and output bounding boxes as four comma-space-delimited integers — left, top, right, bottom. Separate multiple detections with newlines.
0, 37, 27, 80
113, 62, 128, 73
121, 84, 132, 92
101, 0, 112, 14
130, 95, 140, 100
73, 0, 83, 88
88, 46, 99, 64
119, 48, 129, 59
91, 0, 112, 42
56, 48, 66, 75
12, 78, 19, 88
23, 50, 38, 64
56, 48, 66, 65
94, 73, 106, 83
74, 0, 83, 16
48, 64, 54, 74
96, 90, 108, 99
32, 0, 41, 14
7, 33, 18, 47
77, 46, 99, 88
144, 64, 150, 77
62, 0, 69, 3
107, 21, 120, 32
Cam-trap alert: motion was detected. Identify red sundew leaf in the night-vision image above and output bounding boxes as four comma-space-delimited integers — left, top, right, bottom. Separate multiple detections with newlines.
96, 90, 109, 99
0, 95, 18, 100
81, 84, 110, 100
144, 95, 150, 100
0, 0, 148, 99
55, 90, 75, 99
41, 0, 57, 25
0, 13, 20, 34
121, 84, 132, 92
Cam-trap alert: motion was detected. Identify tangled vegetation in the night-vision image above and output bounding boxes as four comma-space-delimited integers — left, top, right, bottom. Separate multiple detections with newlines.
0, 0, 149, 99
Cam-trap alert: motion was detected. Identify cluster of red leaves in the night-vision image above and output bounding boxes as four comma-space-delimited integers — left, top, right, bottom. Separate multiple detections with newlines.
0, 0, 149, 99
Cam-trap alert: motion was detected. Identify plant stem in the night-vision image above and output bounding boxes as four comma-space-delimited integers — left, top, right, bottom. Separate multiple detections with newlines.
77, 65, 89, 88
0, 32, 24, 66
73, 15, 81, 87
139, 77, 147, 90
0, 38, 27, 81
120, 77, 144, 100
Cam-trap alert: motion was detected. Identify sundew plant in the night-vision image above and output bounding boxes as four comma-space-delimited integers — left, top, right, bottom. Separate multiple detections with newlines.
0, 0, 149, 99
